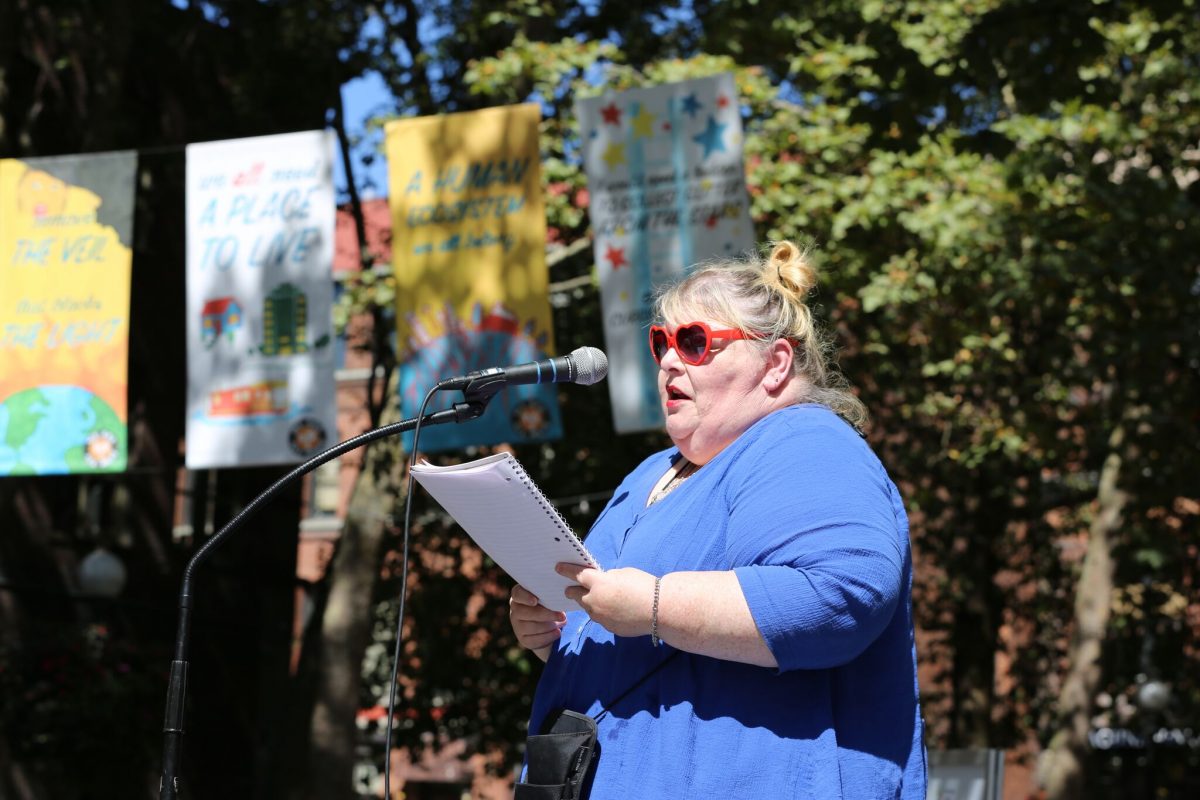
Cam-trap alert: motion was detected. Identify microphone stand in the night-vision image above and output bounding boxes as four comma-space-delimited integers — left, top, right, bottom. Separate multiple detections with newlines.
158, 395, 493, 799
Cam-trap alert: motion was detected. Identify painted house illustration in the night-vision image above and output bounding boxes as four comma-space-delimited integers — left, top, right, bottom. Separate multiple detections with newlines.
200, 297, 243, 345
261, 283, 308, 355
478, 302, 520, 336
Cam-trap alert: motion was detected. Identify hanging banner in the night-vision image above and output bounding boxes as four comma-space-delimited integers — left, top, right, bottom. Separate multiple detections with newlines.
385, 103, 561, 451
0, 152, 136, 475
185, 131, 337, 468
577, 73, 756, 433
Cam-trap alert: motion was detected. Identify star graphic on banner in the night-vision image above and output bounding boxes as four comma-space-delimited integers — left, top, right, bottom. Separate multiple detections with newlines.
716, 94, 730, 109
693, 115, 728, 159
631, 105, 657, 138
605, 245, 628, 270
602, 142, 627, 169
662, 122, 672, 133
619, 290, 630, 302
601, 103, 622, 125
681, 93, 703, 117
700, 178, 714, 191
705, 213, 719, 229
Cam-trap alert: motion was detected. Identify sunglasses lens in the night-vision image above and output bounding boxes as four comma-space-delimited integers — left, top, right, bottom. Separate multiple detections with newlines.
650, 328, 670, 362
676, 325, 709, 363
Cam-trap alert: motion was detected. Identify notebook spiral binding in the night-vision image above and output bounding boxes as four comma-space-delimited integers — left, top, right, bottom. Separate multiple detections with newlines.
504, 454, 599, 568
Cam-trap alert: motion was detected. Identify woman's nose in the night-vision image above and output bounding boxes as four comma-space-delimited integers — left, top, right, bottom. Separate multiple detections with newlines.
657, 344, 685, 371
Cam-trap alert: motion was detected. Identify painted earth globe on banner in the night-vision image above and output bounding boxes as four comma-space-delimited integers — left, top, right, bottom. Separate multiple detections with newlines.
0, 385, 126, 475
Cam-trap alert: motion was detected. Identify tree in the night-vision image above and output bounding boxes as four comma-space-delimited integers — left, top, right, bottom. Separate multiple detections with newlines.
6, 1, 1193, 797
382, 2, 1200, 797
0, 2, 394, 797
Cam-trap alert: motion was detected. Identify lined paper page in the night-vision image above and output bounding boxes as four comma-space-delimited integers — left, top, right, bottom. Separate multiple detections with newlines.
411, 453, 600, 612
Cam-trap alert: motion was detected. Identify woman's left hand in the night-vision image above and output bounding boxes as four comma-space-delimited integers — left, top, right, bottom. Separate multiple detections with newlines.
557, 563, 656, 638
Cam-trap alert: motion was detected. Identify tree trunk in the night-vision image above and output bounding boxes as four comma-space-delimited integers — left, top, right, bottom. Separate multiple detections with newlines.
296, 96, 402, 797
303, 418, 405, 800
1037, 425, 1127, 799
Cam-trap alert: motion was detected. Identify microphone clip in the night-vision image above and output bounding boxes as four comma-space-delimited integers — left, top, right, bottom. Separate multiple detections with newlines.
435, 368, 508, 402
459, 371, 508, 403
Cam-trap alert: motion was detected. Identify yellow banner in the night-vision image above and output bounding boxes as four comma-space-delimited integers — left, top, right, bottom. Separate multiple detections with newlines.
386, 104, 560, 449
0, 154, 135, 474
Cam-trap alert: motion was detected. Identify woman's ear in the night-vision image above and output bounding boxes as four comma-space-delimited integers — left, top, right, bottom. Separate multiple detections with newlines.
763, 338, 794, 393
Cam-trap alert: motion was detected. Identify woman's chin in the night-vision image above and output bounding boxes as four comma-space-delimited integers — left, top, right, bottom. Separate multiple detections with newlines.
664, 419, 694, 448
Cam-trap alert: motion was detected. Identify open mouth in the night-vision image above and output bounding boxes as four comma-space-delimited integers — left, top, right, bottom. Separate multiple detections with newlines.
666, 385, 690, 401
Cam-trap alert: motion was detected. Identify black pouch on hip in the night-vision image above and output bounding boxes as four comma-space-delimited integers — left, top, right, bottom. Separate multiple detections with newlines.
513, 650, 679, 800
513, 709, 597, 800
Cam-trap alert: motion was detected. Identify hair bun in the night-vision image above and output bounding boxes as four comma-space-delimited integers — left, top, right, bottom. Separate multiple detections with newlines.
766, 240, 817, 297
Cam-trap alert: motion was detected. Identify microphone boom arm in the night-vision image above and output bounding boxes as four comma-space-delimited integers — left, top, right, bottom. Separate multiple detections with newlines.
158, 397, 491, 799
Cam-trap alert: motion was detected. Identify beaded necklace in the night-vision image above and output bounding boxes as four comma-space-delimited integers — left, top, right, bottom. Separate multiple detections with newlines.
647, 458, 700, 505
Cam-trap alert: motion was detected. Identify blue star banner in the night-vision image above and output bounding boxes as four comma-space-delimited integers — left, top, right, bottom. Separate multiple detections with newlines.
576, 74, 756, 434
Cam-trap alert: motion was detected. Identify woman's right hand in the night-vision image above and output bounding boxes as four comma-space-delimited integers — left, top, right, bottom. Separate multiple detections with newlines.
509, 584, 567, 663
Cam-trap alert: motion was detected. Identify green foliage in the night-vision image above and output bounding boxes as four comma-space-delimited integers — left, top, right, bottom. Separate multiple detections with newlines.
333, 267, 396, 333
8, 0, 1188, 794
369, 1, 1200, 791
0, 0, 379, 155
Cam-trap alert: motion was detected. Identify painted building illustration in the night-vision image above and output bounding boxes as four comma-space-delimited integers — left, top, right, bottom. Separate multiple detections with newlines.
200, 296, 244, 345
208, 380, 288, 418
261, 283, 308, 355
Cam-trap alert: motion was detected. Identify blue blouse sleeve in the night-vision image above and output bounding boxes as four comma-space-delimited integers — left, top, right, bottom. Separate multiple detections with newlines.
727, 415, 906, 672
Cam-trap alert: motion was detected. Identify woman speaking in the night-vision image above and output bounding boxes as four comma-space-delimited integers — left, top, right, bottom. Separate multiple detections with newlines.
509, 241, 926, 799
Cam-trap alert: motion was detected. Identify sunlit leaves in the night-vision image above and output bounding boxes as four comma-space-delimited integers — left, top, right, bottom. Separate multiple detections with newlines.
348, 0, 1200, 784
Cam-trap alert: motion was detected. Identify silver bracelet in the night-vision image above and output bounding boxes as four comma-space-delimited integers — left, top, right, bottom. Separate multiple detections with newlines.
650, 576, 662, 647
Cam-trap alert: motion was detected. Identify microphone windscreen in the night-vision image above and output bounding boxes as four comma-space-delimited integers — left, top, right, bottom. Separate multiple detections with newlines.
569, 346, 609, 385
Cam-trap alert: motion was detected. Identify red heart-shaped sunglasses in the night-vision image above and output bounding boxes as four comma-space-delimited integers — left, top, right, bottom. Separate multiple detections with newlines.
648, 322, 757, 365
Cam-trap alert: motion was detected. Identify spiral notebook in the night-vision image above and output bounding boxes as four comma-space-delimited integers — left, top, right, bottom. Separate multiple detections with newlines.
410, 452, 600, 612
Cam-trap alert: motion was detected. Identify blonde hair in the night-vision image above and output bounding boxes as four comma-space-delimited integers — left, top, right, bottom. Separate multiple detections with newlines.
654, 240, 869, 432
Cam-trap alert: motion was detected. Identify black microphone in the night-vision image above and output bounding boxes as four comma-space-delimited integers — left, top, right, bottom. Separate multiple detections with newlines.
436, 346, 609, 392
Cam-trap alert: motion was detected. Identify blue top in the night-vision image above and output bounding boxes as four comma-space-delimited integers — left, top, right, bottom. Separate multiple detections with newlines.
528, 405, 926, 799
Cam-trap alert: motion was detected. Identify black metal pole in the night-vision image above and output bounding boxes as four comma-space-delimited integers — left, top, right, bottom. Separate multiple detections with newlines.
158, 401, 486, 799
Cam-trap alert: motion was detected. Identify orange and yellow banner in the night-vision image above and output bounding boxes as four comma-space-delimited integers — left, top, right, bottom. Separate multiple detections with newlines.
0, 153, 136, 475
386, 104, 561, 450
